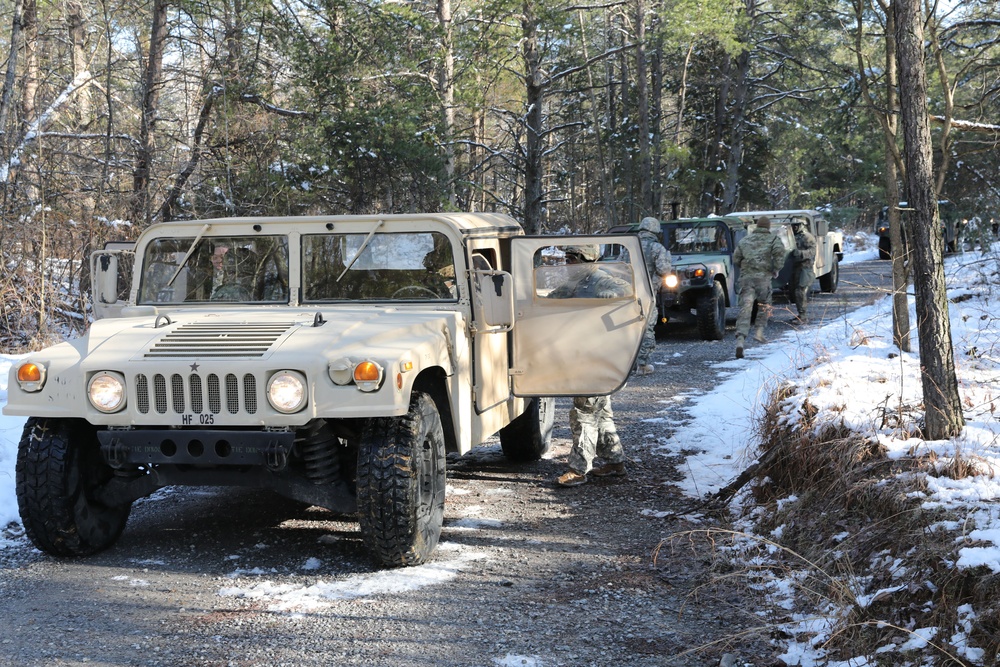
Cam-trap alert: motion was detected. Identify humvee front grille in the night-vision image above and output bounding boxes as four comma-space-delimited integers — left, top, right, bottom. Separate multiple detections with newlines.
135, 372, 259, 415
144, 322, 296, 359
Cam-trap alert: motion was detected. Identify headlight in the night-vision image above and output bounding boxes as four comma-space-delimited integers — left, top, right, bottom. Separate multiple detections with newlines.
89, 372, 127, 413
16, 362, 46, 392
267, 371, 308, 413
353, 360, 385, 393
663, 274, 679, 289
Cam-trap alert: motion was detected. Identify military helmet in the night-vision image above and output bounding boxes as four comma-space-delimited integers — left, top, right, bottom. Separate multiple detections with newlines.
565, 245, 600, 262
638, 217, 661, 234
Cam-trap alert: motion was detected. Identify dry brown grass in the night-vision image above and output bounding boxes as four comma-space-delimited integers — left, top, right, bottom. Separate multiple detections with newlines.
658, 382, 997, 665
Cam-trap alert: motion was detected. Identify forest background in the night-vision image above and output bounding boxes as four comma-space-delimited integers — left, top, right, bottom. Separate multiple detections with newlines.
0, 0, 998, 351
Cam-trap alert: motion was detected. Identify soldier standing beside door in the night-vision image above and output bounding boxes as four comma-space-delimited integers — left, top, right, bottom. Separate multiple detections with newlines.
634, 217, 672, 375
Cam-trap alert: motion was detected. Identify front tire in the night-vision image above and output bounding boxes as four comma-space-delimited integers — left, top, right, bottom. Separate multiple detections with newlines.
499, 397, 555, 462
357, 392, 446, 567
878, 236, 891, 260
819, 257, 839, 293
16, 417, 132, 556
696, 281, 726, 341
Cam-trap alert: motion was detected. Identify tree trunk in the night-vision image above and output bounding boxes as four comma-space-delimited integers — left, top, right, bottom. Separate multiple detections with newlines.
0, 0, 25, 145
881, 3, 911, 352
649, 28, 663, 216
894, 0, 964, 439
721, 49, 750, 213
635, 0, 651, 215
578, 9, 615, 228
132, 0, 169, 226
437, 0, 456, 207
19, 0, 37, 132
68, 1, 90, 124
522, 0, 543, 234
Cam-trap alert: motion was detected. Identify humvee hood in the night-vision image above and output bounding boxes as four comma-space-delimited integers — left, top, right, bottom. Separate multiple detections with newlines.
80, 308, 458, 367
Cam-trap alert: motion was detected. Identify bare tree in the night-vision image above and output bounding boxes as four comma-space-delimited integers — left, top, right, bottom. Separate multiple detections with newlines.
132, 0, 169, 226
855, 0, 911, 351
894, 0, 964, 439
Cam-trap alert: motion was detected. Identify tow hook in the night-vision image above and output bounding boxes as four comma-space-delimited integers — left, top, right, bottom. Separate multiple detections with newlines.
266, 440, 290, 471
101, 435, 129, 469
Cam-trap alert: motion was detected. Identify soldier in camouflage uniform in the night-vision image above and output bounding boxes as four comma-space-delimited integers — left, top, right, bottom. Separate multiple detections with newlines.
732, 216, 786, 359
790, 218, 817, 323
634, 217, 672, 375
549, 246, 630, 487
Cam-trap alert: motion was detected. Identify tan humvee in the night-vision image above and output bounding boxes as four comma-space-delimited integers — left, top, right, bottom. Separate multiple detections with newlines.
5, 213, 653, 567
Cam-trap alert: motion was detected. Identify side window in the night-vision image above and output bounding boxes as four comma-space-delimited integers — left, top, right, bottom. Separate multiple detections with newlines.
471, 250, 495, 271
532, 245, 634, 299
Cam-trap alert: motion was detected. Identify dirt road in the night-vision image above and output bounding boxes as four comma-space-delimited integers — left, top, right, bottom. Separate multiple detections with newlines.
0, 257, 891, 667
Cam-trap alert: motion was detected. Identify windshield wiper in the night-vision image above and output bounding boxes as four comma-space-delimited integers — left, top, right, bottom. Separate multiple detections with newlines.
165, 223, 213, 288
337, 219, 384, 282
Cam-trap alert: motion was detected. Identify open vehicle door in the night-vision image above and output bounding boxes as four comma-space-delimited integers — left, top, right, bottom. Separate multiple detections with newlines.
90, 241, 136, 320
509, 235, 653, 397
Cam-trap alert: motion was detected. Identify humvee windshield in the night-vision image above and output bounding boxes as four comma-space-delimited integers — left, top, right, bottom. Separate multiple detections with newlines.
664, 222, 730, 254
138, 236, 289, 304
302, 231, 457, 301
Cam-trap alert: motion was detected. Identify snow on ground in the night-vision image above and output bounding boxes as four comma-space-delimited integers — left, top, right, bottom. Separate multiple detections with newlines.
1, 231, 998, 665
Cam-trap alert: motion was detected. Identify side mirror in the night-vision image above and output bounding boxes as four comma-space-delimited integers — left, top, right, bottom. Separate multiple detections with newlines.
90, 246, 134, 320
95, 254, 119, 305
473, 270, 514, 330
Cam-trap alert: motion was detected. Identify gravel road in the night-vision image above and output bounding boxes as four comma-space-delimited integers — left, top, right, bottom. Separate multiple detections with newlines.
0, 257, 892, 667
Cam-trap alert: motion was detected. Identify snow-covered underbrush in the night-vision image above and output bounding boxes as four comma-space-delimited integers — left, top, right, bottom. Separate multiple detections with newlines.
716, 246, 1000, 666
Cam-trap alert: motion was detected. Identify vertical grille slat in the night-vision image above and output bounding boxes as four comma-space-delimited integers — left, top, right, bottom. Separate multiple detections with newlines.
170, 374, 185, 413
153, 374, 168, 414
243, 374, 257, 414
208, 374, 221, 414
136, 374, 149, 414
190, 374, 203, 413
225, 374, 239, 414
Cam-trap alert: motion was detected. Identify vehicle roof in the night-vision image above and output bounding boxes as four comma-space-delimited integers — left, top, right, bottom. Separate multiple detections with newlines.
138, 213, 525, 239
608, 215, 745, 233
730, 209, 823, 220
662, 216, 745, 228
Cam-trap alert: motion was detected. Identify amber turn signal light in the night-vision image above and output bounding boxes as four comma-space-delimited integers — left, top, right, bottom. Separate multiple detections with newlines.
17, 363, 42, 383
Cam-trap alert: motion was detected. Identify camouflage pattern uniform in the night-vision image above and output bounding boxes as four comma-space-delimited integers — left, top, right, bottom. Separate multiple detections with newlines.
635, 217, 672, 373
791, 223, 817, 320
551, 246, 629, 485
733, 219, 786, 356
568, 395, 624, 474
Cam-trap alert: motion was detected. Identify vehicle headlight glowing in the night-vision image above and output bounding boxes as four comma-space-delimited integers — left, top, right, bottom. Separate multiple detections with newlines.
353, 360, 385, 393
267, 371, 307, 413
692, 267, 707, 279
16, 362, 46, 392
88, 372, 127, 413
664, 274, 679, 289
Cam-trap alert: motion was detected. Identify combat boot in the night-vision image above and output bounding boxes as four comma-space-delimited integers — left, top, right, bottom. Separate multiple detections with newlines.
753, 327, 766, 343
637, 364, 655, 376
591, 462, 626, 477
557, 470, 588, 487
735, 335, 745, 359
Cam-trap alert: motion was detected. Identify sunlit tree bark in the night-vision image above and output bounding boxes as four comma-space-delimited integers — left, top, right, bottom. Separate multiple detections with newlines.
894, 0, 964, 439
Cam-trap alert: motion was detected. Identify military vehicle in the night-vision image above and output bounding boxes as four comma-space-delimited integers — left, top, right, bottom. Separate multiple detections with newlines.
875, 200, 961, 259
730, 209, 844, 293
5, 213, 653, 567
608, 216, 746, 340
